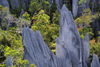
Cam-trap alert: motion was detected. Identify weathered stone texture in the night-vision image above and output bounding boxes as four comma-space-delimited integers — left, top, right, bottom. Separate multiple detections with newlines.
0, 0, 9, 9
20, 9, 25, 17
72, 0, 78, 17
22, 4, 99, 67
11, 0, 19, 9
91, 53, 100, 67
6, 56, 12, 67
55, 0, 63, 11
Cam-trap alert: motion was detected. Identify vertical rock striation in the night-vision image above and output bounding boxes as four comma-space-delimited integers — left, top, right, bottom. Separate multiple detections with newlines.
72, 0, 78, 17
22, 4, 100, 67
91, 53, 100, 67
55, 0, 63, 11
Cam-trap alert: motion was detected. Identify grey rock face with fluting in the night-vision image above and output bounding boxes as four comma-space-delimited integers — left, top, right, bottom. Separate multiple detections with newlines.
0, 0, 9, 9
72, 0, 78, 17
91, 19, 100, 37
21, 0, 26, 9
22, 27, 62, 67
20, 9, 25, 17
22, 4, 100, 67
6, 56, 12, 67
91, 53, 100, 67
82, 33, 90, 67
86, 0, 90, 8
56, 4, 90, 67
11, 0, 19, 9
55, 0, 63, 11
57, 4, 81, 67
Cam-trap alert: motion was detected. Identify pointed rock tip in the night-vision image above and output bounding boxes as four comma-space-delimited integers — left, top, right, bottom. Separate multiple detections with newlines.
84, 33, 89, 41
61, 4, 68, 10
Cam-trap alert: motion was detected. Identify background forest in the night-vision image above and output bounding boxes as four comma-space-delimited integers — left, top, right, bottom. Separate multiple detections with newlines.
0, 0, 100, 67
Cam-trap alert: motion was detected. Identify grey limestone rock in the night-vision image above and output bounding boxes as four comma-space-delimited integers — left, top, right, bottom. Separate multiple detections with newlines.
82, 33, 90, 67
55, 0, 63, 11
24, 0, 31, 7
72, 0, 78, 17
20, 9, 25, 17
86, 0, 91, 8
0, 0, 9, 10
11, 0, 19, 9
21, 0, 26, 9
56, 4, 88, 67
91, 53, 100, 67
93, 0, 100, 7
6, 56, 12, 67
91, 20, 100, 37
72, 0, 91, 17
22, 4, 100, 67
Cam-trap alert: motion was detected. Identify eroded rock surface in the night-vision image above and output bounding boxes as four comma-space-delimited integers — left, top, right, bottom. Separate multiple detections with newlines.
91, 53, 100, 67
22, 4, 100, 67
11, 0, 19, 9
0, 0, 9, 9
20, 9, 25, 17
6, 56, 12, 67
72, 0, 78, 17
55, 0, 63, 11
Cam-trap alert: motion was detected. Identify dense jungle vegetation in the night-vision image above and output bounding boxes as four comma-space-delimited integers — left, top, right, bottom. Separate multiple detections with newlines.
0, 0, 100, 67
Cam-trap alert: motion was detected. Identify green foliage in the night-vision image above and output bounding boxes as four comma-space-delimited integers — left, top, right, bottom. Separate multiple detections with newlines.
0, 5, 9, 18
78, 0, 86, 5
15, 17, 31, 33
31, 10, 59, 48
51, 43, 56, 54
10, 2, 23, 17
63, 0, 72, 10
77, 27, 94, 39
22, 12, 30, 20
29, 0, 50, 16
29, 0, 42, 15
30, 64, 36, 67
52, 10, 60, 25
75, 8, 98, 39
40, 0, 50, 14
89, 40, 100, 62
0, 28, 30, 67
0, 5, 3, 17
50, 2, 57, 13
75, 9, 98, 27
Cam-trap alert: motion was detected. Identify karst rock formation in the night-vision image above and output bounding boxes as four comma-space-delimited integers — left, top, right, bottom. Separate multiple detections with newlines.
5, 1, 100, 67
20, 5, 100, 67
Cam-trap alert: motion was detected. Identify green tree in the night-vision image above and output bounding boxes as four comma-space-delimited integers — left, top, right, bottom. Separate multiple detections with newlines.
78, 0, 86, 5
75, 8, 98, 39
15, 17, 31, 34
52, 10, 60, 25
29, 0, 42, 15
22, 12, 30, 21
31, 10, 59, 48
75, 8, 98, 28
